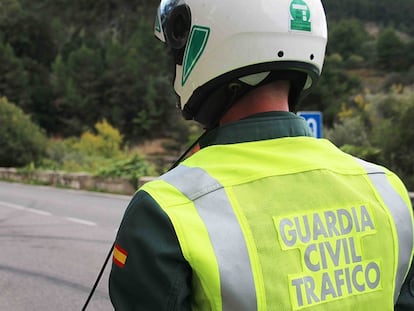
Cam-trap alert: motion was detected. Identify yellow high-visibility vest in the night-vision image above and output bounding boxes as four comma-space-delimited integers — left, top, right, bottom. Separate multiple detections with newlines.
142, 137, 414, 311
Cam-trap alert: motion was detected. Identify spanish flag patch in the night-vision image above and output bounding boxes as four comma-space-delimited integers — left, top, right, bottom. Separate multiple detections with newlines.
113, 243, 128, 268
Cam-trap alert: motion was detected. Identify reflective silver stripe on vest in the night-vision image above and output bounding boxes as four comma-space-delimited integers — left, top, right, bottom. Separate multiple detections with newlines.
357, 158, 414, 302
162, 165, 257, 310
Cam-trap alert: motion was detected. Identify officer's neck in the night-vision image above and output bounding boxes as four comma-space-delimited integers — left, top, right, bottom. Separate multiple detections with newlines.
220, 81, 290, 125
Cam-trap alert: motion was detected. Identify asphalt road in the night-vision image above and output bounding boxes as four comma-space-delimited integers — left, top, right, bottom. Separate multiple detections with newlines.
0, 181, 132, 311
0, 181, 412, 311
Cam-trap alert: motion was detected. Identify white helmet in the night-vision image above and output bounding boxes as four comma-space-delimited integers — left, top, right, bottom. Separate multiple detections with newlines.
155, 0, 328, 128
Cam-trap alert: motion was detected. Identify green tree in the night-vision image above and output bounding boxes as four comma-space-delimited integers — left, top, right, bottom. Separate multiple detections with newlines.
369, 93, 414, 189
51, 46, 105, 135
403, 40, 414, 71
322, 0, 414, 35
23, 58, 56, 132
0, 5, 57, 132
328, 19, 369, 60
0, 41, 30, 109
327, 90, 414, 190
376, 27, 406, 71
0, 11, 57, 66
0, 97, 47, 167
298, 54, 361, 125
101, 39, 144, 139
394, 104, 414, 189
51, 54, 84, 135
0, 0, 22, 24
102, 19, 177, 141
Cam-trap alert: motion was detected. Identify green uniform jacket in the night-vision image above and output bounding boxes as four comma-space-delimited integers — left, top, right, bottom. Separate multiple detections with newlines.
109, 111, 414, 310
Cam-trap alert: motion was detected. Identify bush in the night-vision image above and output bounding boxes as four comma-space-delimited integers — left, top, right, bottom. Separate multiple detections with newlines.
379, 102, 414, 190
0, 97, 47, 167
376, 28, 406, 71
327, 19, 369, 59
325, 116, 370, 147
344, 54, 365, 69
42, 137, 113, 173
97, 154, 156, 187
41, 120, 123, 173
74, 119, 123, 157
327, 90, 414, 190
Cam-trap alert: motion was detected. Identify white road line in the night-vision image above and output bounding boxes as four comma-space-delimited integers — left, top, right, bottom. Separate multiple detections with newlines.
65, 217, 97, 226
0, 200, 97, 226
25, 208, 52, 216
0, 200, 52, 216
0, 201, 25, 210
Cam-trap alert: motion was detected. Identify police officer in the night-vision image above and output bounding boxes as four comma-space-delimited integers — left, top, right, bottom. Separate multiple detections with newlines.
109, 0, 414, 310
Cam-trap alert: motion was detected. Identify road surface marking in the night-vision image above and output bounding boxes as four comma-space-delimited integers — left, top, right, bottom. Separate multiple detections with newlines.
65, 217, 97, 226
0, 200, 98, 226
0, 201, 25, 210
25, 208, 52, 216
0, 200, 52, 216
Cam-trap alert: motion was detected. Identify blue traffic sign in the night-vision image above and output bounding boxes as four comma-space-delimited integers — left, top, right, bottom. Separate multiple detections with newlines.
297, 111, 323, 138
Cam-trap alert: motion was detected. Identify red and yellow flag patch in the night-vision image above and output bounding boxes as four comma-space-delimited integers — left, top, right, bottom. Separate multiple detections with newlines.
113, 243, 128, 268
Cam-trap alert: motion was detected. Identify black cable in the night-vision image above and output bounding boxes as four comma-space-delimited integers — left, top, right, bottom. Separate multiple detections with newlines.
168, 130, 207, 171
81, 241, 115, 311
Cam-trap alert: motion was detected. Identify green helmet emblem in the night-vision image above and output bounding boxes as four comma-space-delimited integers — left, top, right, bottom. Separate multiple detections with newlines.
290, 0, 311, 32
182, 25, 210, 86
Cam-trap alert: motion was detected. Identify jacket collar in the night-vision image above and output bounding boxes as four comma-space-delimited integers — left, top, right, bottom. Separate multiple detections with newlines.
199, 111, 312, 148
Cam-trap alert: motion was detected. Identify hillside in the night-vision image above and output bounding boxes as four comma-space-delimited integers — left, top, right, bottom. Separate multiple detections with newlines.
322, 0, 414, 35
1, 0, 414, 188
0, 0, 413, 137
